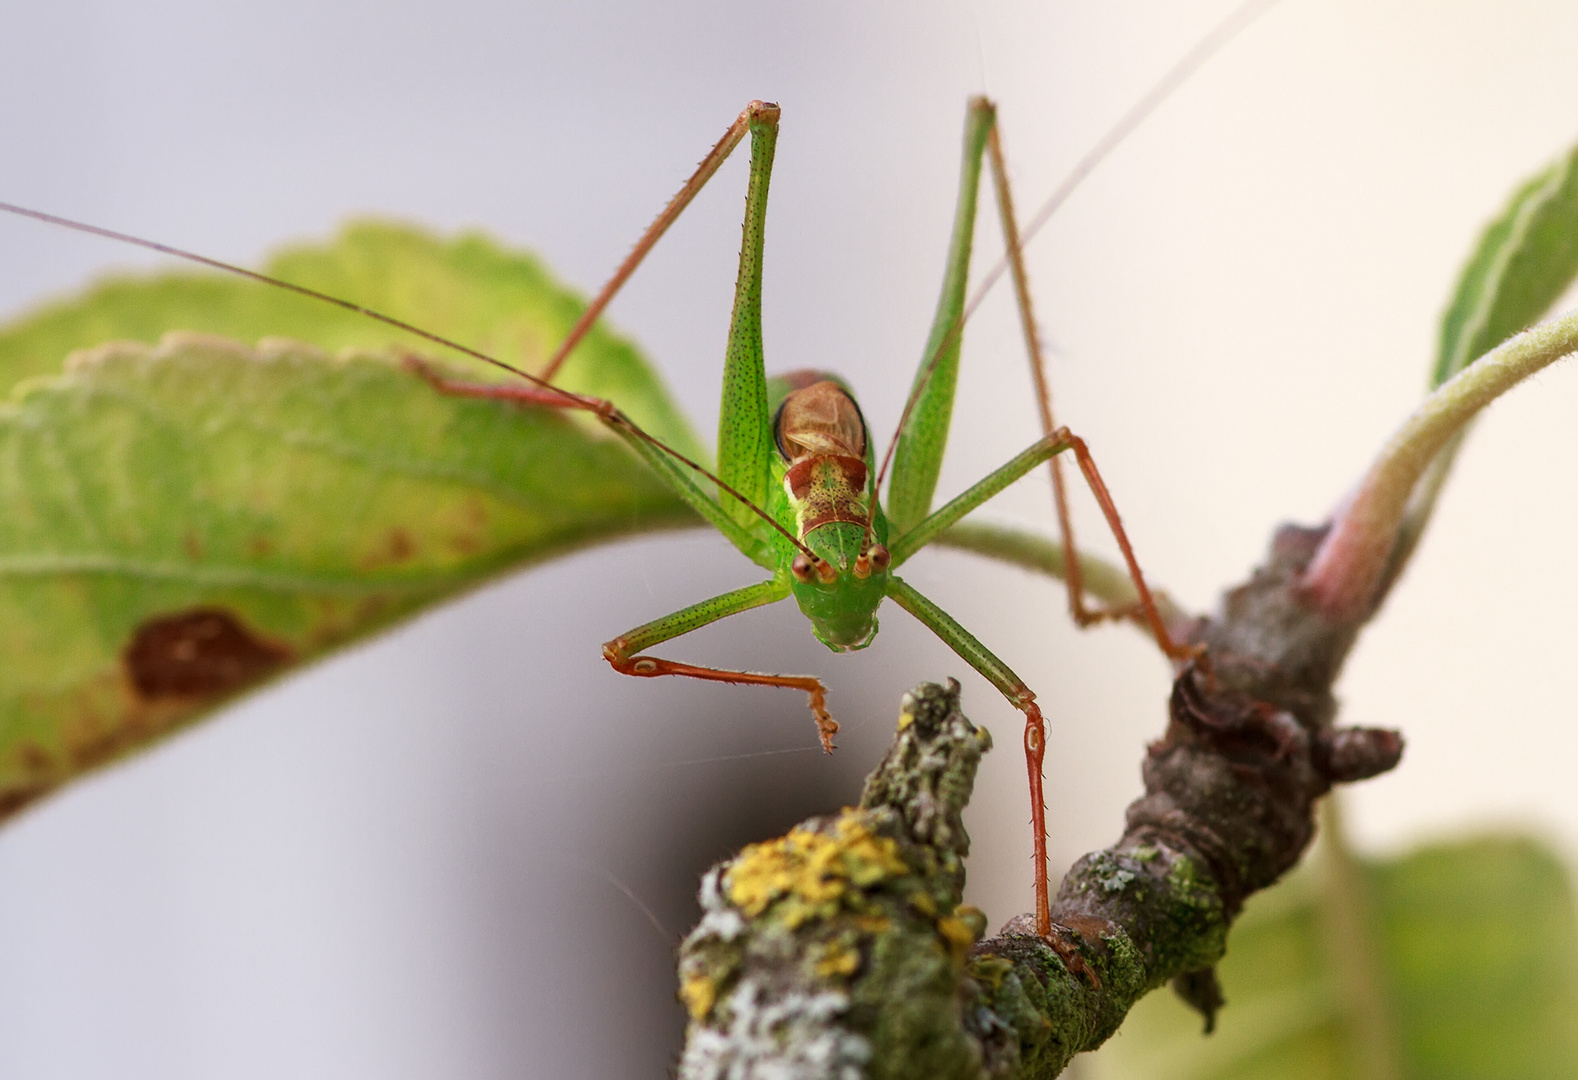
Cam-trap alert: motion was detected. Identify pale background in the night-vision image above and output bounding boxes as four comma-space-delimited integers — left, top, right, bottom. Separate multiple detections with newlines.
2, 1, 1578, 1076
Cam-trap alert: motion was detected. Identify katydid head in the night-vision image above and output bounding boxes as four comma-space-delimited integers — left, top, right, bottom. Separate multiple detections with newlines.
788, 522, 889, 651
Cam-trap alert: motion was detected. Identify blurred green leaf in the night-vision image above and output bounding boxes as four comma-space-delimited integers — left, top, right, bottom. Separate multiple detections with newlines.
0, 224, 702, 817
1435, 144, 1578, 388
1084, 835, 1578, 1080
0, 220, 705, 460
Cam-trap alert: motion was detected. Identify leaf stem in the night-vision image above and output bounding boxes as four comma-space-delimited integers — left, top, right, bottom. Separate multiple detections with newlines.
1304, 307, 1578, 622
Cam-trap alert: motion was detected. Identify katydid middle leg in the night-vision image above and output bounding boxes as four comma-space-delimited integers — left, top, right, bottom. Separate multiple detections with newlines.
884, 97, 1189, 659
883, 576, 1057, 943
882, 98, 1201, 941
982, 109, 1195, 663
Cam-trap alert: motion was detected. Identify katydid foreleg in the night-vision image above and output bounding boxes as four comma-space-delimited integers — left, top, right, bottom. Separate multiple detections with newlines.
599, 579, 840, 753
407, 102, 853, 751
883, 426, 1178, 938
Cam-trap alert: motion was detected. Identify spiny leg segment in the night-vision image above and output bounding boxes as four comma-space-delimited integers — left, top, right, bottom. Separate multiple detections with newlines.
983, 117, 1196, 664
883, 427, 1127, 939
537, 102, 768, 384
975, 110, 1207, 940
419, 98, 1198, 942
0, 7, 1277, 943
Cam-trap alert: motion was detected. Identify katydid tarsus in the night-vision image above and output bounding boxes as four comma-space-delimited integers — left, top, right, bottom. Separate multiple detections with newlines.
0, 95, 1194, 940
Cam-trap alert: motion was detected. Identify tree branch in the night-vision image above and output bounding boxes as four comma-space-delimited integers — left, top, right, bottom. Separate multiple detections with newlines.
677, 522, 1403, 1079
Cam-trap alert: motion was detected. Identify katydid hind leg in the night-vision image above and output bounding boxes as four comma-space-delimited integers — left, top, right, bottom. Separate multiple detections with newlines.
983, 115, 1195, 663
714, 104, 781, 536
602, 578, 840, 752
883, 97, 996, 536
403, 101, 801, 571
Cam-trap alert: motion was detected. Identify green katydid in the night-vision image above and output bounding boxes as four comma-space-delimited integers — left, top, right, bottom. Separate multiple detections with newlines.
390, 97, 1200, 938
0, 97, 1198, 940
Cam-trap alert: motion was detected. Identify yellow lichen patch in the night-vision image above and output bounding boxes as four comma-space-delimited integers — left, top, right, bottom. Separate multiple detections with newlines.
953, 905, 988, 939
814, 941, 862, 980
907, 890, 938, 918
896, 707, 915, 731
679, 974, 718, 1021
725, 811, 910, 928
965, 954, 1015, 991
936, 915, 979, 963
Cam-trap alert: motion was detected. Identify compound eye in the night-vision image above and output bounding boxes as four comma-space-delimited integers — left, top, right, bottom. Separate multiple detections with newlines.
791, 553, 816, 583
868, 544, 891, 572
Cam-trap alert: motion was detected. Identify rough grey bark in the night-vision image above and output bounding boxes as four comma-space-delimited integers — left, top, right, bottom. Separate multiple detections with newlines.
676, 523, 1404, 1079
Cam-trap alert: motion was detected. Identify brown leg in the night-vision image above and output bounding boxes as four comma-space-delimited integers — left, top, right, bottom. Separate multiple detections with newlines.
403, 352, 593, 409
538, 101, 779, 384
985, 121, 1197, 664
603, 637, 837, 753
1019, 696, 1051, 938
403, 351, 821, 566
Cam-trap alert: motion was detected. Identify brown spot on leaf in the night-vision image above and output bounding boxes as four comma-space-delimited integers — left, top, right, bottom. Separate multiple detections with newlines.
386, 528, 415, 561
183, 530, 204, 560
15, 742, 52, 776
124, 608, 292, 701
361, 528, 419, 569
249, 534, 274, 558
448, 499, 489, 555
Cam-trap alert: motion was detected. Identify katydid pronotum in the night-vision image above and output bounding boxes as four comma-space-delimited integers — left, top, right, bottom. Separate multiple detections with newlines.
1, 95, 1196, 940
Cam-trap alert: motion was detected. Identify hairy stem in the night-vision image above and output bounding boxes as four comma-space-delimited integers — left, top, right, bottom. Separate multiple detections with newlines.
1305, 308, 1578, 621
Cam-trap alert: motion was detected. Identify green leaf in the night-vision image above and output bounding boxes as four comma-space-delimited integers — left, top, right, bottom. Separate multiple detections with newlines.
0, 224, 704, 818
1085, 835, 1578, 1079
1435, 144, 1578, 388
0, 220, 706, 461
